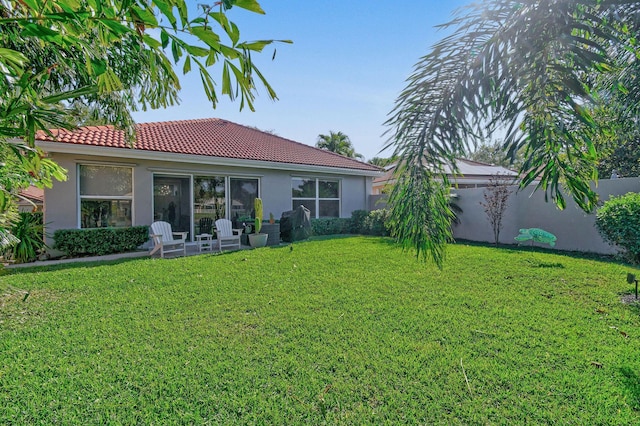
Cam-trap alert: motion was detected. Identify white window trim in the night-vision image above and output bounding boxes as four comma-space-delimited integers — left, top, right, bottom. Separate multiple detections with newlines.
78, 164, 134, 228
291, 177, 341, 218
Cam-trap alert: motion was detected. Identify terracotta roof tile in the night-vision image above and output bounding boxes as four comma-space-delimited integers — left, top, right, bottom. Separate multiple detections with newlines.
36, 118, 381, 173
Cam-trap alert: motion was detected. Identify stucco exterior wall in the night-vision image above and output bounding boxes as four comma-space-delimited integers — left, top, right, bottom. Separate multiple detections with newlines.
453, 177, 640, 254
44, 153, 374, 242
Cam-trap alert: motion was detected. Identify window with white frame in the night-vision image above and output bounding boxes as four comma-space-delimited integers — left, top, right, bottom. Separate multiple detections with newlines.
291, 177, 340, 218
79, 165, 133, 228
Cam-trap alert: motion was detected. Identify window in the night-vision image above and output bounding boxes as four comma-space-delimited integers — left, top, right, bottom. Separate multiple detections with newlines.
79, 165, 133, 228
292, 178, 340, 218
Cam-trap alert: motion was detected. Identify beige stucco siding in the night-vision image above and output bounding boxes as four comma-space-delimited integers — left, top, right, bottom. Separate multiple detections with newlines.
44, 153, 374, 242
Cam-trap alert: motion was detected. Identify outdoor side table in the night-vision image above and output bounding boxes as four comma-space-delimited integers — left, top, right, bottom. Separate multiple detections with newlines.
195, 233, 214, 252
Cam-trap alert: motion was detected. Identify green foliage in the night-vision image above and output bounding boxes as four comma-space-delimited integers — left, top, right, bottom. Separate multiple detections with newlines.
367, 155, 398, 167
385, 0, 640, 266
349, 209, 369, 234
53, 226, 149, 257
590, 104, 640, 178
311, 218, 352, 236
595, 193, 640, 263
3, 212, 45, 263
0, 144, 67, 250
1, 239, 639, 423
468, 140, 524, 170
312, 210, 390, 236
0, 0, 288, 249
386, 164, 454, 268
362, 209, 391, 236
254, 197, 263, 233
315, 131, 363, 159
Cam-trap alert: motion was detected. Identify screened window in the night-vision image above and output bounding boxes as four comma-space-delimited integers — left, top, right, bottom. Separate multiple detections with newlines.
79, 165, 133, 228
292, 178, 340, 218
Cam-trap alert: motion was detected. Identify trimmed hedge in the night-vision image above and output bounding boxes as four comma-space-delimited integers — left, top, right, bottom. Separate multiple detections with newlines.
311, 218, 352, 236
53, 226, 149, 257
311, 209, 391, 237
595, 192, 640, 263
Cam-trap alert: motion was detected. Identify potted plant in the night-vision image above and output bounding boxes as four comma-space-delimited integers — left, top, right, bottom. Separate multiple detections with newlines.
248, 198, 268, 248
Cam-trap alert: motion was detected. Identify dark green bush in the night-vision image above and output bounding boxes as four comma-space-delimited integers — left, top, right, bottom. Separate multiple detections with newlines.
310, 210, 392, 237
311, 218, 352, 236
4, 212, 46, 263
53, 226, 149, 257
595, 192, 640, 263
363, 209, 391, 236
350, 210, 369, 234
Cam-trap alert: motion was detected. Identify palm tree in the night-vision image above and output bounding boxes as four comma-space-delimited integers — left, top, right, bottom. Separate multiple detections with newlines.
316, 131, 364, 159
368, 155, 399, 167
384, 0, 640, 267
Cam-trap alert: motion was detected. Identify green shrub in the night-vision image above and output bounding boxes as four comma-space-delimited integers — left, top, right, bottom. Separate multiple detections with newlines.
350, 210, 369, 234
4, 212, 46, 263
311, 218, 352, 236
53, 226, 149, 257
363, 209, 391, 236
595, 192, 640, 263
310, 210, 392, 237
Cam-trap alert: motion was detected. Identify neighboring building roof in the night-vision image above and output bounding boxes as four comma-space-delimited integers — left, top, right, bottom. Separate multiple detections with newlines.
18, 186, 44, 203
35, 118, 381, 173
373, 158, 518, 185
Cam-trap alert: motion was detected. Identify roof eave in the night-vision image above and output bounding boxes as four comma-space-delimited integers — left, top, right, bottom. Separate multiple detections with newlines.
36, 141, 382, 177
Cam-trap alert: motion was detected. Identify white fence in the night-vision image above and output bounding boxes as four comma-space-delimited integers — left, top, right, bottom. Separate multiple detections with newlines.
370, 177, 640, 255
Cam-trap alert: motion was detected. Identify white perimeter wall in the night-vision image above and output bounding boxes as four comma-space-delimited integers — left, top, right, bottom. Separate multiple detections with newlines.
453, 177, 640, 254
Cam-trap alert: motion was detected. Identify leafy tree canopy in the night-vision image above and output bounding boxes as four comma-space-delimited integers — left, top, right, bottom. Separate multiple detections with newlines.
316, 131, 364, 159
0, 0, 289, 248
468, 140, 524, 171
384, 0, 640, 267
368, 155, 399, 167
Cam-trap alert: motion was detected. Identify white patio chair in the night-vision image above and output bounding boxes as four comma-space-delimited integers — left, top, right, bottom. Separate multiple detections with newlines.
149, 221, 188, 258
215, 219, 242, 251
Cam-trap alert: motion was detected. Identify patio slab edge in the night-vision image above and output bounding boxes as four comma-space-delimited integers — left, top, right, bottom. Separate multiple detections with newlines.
4, 250, 150, 269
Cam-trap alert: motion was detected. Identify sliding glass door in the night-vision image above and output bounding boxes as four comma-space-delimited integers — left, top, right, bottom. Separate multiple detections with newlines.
153, 174, 259, 239
153, 175, 191, 238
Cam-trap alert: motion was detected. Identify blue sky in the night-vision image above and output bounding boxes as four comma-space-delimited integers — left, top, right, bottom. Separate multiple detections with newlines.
131, 0, 469, 161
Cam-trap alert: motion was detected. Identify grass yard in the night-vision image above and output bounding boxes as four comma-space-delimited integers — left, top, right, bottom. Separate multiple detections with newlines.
1, 236, 639, 424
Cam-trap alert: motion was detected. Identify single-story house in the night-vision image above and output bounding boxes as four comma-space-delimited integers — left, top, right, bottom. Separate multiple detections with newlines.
35, 118, 382, 243
372, 158, 518, 195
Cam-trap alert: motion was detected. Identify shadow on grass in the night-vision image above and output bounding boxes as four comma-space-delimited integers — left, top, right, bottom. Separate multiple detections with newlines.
454, 238, 635, 266
620, 367, 640, 411
1, 249, 245, 276
1, 256, 153, 276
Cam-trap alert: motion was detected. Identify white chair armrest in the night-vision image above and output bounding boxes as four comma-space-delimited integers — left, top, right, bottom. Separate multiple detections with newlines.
232, 228, 243, 236
172, 231, 188, 240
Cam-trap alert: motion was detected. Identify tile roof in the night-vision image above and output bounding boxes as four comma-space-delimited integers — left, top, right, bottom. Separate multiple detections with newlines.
35, 118, 381, 173
19, 186, 44, 202
373, 158, 518, 183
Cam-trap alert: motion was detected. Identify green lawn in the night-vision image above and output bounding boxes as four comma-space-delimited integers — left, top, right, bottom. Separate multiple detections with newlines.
1, 237, 639, 424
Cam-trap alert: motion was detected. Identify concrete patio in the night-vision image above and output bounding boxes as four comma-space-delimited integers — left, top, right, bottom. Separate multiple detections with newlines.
4, 241, 255, 269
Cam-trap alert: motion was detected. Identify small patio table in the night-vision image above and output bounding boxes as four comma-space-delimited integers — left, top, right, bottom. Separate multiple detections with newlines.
195, 233, 214, 252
